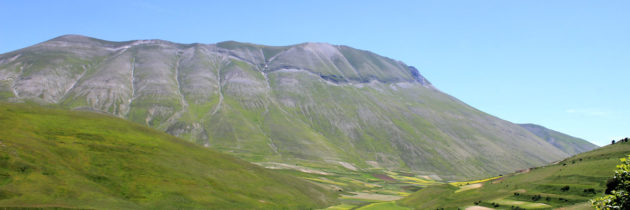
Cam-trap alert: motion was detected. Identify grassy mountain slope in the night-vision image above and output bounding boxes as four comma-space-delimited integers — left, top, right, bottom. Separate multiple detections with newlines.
398, 142, 630, 209
0, 35, 575, 179
520, 123, 598, 156
0, 102, 337, 209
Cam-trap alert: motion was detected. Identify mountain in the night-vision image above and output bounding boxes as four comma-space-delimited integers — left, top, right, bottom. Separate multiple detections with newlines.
0, 35, 578, 179
399, 141, 630, 209
519, 123, 598, 156
0, 102, 336, 209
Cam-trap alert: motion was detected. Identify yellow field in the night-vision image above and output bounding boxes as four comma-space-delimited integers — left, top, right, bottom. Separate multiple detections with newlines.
385, 171, 438, 186
449, 176, 503, 187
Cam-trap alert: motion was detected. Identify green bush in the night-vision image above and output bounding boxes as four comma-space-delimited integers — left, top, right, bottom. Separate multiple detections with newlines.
592, 155, 630, 209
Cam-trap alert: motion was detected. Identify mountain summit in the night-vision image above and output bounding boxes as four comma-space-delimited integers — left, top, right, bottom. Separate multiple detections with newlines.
0, 35, 595, 179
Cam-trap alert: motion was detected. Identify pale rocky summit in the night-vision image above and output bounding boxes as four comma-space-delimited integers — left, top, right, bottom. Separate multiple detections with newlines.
0, 35, 595, 179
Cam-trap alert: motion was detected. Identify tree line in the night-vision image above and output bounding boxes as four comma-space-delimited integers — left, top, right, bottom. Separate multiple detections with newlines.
611, 137, 629, 145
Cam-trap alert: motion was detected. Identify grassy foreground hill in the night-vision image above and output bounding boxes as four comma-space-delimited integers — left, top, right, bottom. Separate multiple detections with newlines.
398, 142, 630, 209
0, 102, 337, 209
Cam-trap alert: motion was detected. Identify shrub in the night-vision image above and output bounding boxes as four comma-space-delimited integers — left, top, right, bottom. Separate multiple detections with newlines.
531, 194, 542, 201
584, 188, 596, 194
592, 155, 630, 209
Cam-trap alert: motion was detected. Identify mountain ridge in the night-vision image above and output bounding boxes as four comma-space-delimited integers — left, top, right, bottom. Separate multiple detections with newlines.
0, 35, 589, 179
519, 123, 598, 155
35, 34, 431, 86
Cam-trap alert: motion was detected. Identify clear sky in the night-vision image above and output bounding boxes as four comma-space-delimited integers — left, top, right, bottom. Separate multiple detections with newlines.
1, 0, 628, 146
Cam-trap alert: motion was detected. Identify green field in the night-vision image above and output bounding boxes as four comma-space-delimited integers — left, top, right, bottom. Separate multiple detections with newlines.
262, 162, 441, 209
399, 142, 630, 209
0, 101, 622, 209
0, 102, 337, 209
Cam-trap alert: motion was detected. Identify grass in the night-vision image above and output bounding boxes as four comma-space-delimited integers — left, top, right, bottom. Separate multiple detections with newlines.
398, 142, 630, 209
0, 102, 337, 209
455, 183, 483, 193
491, 198, 551, 208
325, 200, 410, 210
355, 201, 409, 210
268, 163, 442, 209
325, 203, 357, 210
305, 177, 349, 186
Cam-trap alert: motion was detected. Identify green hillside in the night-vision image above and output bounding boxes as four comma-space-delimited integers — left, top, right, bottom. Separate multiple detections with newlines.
0, 102, 337, 209
398, 142, 630, 209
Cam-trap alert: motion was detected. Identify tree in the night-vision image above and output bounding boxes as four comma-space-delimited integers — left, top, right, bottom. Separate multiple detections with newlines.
612, 140, 616, 144
592, 155, 630, 209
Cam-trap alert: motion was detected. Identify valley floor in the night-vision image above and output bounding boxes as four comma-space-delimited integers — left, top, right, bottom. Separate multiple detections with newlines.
256, 142, 630, 210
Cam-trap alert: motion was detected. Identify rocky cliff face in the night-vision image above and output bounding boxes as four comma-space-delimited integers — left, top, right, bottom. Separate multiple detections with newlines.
0, 35, 574, 179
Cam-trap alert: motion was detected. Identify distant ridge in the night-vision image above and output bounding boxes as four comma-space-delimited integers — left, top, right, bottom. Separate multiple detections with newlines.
519, 123, 598, 155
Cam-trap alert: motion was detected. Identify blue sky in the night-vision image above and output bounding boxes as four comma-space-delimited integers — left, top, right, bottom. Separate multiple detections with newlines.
1, 0, 628, 146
